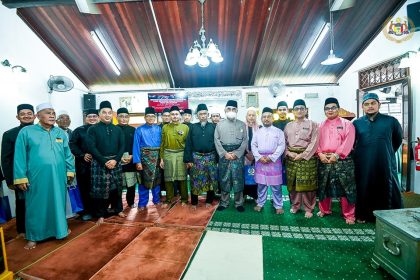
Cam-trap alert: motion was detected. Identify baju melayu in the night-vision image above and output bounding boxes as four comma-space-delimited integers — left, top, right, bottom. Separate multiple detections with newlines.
251, 125, 285, 209
1, 123, 32, 234
69, 124, 94, 216
87, 122, 125, 218
273, 119, 290, 131
353, 113, 403, 222
160, 123, 189, 203
214, 119, 247, 208
118, 124, 138, 206
317, 117, 356, 222
284, 119, 319, 214
13, 124, 75, 241
133, 124, 162, 207
184, 122, 217, 205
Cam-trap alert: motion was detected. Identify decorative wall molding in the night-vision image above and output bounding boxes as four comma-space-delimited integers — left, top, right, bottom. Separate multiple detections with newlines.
358, 55, 409, 90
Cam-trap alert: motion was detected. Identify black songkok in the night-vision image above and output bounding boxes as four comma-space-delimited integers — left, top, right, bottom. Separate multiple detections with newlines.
196, 104, 208, 112
293, 99, 306, 108
262, 107, 273, 114
117, 107, 129, 115
99, 101, 112, 110
276, 101, 288, 109
145, 107, 156, 115
226, 100, 238, 108
17, 104, 34, 114
324, 97, 340, 108
170, 106, 180, 112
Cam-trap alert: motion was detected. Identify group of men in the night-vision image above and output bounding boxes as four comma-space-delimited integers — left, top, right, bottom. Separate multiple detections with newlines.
0, 91, 403, 249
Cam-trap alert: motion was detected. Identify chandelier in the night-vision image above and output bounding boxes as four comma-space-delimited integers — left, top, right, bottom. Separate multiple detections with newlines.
184, 0, 223, 67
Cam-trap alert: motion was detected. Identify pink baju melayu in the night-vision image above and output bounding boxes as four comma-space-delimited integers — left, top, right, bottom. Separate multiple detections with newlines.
251, 125, 285, 209
317, 117, 356, 222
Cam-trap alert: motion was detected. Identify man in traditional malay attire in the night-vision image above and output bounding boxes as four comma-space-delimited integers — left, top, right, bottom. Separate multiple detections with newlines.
214, 100, 247, 212
69, 109, 98, 221
273, 101, 290, 131
252, 107, 285, 214
116, 107, 138, 208
317, 98, 356, 224
57, 111, 73, 139
160, 106, 189, 207
284, 99, 319, 218
182, 108, 193, 128
160, 108, 171, 128
87, 101, 126, 223
211, 112, 221, 124
133, 107, 162, 210
353, 92, 403, 223
14, 103, 75, 249
184, 104, 217, 209
1, 104, 35, 237
159, 107, 170, 196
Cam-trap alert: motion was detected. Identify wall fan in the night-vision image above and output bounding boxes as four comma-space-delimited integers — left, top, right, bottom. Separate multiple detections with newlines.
47, 76, 74, 93
268, 81, 286, 98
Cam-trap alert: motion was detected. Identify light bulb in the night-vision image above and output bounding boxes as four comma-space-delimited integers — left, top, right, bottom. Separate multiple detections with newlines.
198, 55, 210, 68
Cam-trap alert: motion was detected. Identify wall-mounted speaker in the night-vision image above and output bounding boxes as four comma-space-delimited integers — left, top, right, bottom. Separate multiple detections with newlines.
83, 94, 96, 110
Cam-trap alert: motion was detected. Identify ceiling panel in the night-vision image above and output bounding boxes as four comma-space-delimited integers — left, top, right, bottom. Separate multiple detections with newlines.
5, 0, 405, 90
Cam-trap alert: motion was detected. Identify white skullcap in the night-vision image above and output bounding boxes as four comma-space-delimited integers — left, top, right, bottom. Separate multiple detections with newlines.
36, 103, 54, 113
57, 110, 69, 116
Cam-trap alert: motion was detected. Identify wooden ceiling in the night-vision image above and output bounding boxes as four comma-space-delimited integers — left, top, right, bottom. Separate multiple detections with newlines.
2, 0, 405, 91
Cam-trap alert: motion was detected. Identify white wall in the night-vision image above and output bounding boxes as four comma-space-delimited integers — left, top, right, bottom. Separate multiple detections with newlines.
337, 0, 420, 193
0, 4, 87, 214
0, 4, 87, 135
95, 85, 340, 125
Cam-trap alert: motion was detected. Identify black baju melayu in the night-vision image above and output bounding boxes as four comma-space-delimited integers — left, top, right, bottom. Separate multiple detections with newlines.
1, 124, 32, 233
87, 122, 125, 218
69, 124, 94, 216
184, 122, 217, 205
353, 113, 403, 222
118, 124, 137, 206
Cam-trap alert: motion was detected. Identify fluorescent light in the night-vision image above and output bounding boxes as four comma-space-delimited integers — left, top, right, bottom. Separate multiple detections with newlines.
90, 31, 121, 76
75, 0, 100, 14
302, 23, 330, 69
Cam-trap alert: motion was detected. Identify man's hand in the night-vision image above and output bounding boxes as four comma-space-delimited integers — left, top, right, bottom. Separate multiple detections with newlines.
105, 159, 117, 169
16, 183, 28, 191
136, 163, 143, 171
84, 153, 92, 162
67, 176, 74, 185
328, 153, 338, 164
160, 159, 164, 169
186, 163, 193, 169
294, 154, 304, 161
245, 153, 254, 162
319, 153, 329, 164
230, 153, 237, 160
224, 153, 233, 160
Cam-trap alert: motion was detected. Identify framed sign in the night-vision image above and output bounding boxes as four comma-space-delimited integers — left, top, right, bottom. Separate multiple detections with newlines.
246, 92, 258, 108
148, 93, 188, 113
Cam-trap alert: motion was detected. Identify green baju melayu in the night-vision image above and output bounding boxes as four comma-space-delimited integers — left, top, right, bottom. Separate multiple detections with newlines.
14, 124, 75, 241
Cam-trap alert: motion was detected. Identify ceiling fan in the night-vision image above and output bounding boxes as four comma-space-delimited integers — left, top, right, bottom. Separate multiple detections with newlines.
75, 0, 100, 14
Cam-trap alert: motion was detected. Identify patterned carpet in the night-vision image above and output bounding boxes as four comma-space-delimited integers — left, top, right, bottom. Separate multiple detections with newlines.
194, 187, 397, 280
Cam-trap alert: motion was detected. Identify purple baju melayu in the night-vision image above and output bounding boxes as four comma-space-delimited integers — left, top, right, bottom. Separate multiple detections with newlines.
251, 125, 285, 209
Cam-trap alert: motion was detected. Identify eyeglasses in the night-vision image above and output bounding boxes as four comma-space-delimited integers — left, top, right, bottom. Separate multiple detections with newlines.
324, 106, 338, 111
293, 107, 306, 111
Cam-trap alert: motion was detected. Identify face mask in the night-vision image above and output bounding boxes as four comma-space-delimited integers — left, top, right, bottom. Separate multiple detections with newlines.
226, 111, 237, 120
